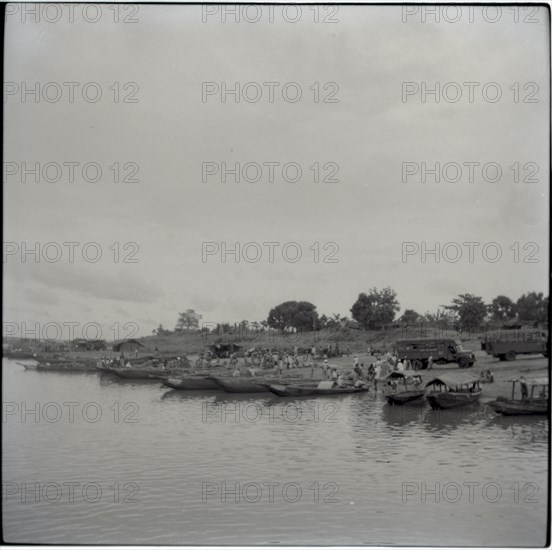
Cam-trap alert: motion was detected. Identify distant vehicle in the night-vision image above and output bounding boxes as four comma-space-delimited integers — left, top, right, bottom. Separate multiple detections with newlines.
395, 338, 476, 369
481, 329, 549, 361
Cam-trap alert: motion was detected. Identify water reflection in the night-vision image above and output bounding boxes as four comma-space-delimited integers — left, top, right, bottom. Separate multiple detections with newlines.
379, 401, 426, 428
160, 389, 220, 401
3, 361, 548, 546
98, 371, 162, 386
485, 415, 549, 446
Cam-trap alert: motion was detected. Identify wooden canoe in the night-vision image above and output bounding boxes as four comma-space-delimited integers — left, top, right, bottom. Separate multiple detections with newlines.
268, 384, 317, 397
425, 373, 482, 409
487, 398, 548, 415
17, 362, 38, 370
426, 390, 481, 410
383, 371, 425, 405
208, 376, 274, 393
385, 390, 426, 405
312, 386, 369, 395
163, 376, 220, 391
101, 365, 171, 380
487, 377, 549, 415
32, 361, 96, 372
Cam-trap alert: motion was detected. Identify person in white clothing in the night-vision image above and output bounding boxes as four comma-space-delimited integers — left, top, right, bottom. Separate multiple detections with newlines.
374, 363, 381, 391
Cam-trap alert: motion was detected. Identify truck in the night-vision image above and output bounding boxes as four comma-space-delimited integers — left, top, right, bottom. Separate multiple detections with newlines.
481, 329, 549, 361
395, 338, 476, 369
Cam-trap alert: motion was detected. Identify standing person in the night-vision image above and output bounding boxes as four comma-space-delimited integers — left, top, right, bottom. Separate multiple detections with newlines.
404, 358, 411, 370
276, 357, 283, 376
368, 363, 375, 382
353, 354, 359, 368
519, 376, 528, 399
311, 345, 316, 358
427, 355, 433, 371
374, 362, 381, 392
397, 359, 404, 372
322, 359, 330, 379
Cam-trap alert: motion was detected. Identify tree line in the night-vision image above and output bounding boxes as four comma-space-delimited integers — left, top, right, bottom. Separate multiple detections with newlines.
266, 289, 548, 332
152, 290, 548, 336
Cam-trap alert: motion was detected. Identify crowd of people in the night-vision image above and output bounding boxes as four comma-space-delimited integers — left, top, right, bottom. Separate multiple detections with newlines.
223, 346, 429, 391
102, 343, 494, 391
100, 351, 186, 371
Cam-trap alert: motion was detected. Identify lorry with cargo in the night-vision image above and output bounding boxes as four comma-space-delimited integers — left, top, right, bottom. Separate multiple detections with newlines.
481, 329, 549, 361
396, 338, 476, 369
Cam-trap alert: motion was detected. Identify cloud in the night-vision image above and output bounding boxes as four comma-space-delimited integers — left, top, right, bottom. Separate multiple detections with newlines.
25, 286, 60, 306
5, 262, 163, 304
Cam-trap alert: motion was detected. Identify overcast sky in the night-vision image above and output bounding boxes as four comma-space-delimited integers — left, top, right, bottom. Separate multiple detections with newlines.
3, 4, 549, 339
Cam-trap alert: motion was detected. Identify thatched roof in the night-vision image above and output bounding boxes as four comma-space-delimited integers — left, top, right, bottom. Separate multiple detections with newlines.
113, 339, 145, 352
425, 373, 479, 388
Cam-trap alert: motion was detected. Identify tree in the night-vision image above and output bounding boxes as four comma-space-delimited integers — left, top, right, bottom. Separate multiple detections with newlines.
516, 292, 548, 323
152, 324, 172, 336
444, 294, 487, 331
267, 301, 319, 331
423, 309, 456, 329
175, 309, 202, 331
398, 309, 421, 325
488, 295, 517, 322
350, 287, 400, 330
215, 322, 231, 334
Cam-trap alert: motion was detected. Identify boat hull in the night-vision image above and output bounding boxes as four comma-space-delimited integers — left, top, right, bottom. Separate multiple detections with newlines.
17, 362, 38, 370
385, 390, 426, 405
487, 399, 548, 416
164, 376, 220, 391
102, 366, 170, 380
313, 386, 369, 395
209, 376, 273, 393
268, 384, 317, 397
426, 391, 481, 410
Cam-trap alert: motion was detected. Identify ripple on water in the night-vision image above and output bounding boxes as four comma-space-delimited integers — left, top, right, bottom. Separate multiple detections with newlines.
2, 361, 548, 545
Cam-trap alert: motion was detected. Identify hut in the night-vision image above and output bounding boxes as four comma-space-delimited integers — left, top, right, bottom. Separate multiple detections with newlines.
209, 342, 242, 358
112, 339, 145, 353
73, 339, 107, 351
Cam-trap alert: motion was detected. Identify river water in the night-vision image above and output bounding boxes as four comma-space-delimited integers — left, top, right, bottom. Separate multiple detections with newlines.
2, 359, 548, 545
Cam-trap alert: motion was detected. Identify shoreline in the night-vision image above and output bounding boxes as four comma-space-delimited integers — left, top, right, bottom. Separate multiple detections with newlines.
5, 350, 548, 401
